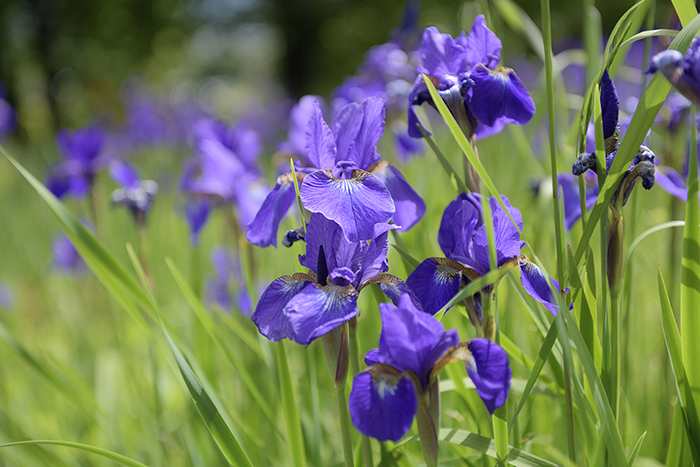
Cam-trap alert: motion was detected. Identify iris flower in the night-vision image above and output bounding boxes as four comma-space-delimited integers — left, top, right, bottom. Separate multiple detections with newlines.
246, 96, 425, 247
252, 212, 418, 346
46, 126, 109, 200
647, 37, 700, 108
109, 159, 158, 226
0, 83, 16, 138
349, 295, 511, 442
572, 70, 655, 208
407, 194, 564, 316
180, 118, 267, 244
408, 16, 535, 140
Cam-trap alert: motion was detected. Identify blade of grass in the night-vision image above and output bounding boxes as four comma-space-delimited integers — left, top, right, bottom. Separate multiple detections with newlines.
658, 269, 700, 463
0, 440, 149, 467
390, 242, 421, 271
419, 128, 468, 194
399, 429, 559, 467
126, 245, 254, 467
508, 321, 559, 433
626, 431, 647, 467
671, 0, 698, 27
681, 106, 700, 453
276, 341, 308, 467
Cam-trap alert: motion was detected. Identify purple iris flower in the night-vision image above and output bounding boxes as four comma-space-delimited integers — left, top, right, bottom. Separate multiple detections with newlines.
46, 126, 109, 200
0, 83, 17, 138
204, 246, 253, 317
252, 212, 419, 345
407, 194, 564, 316
180, 118, 267, 243
647, 37, 700, 108
348, 295, 511, 442
246, 96, 426, 247
408, 16, 535, 140
109, 159, 158, 226
52, 234, 85, 273
573, 70, 656, 208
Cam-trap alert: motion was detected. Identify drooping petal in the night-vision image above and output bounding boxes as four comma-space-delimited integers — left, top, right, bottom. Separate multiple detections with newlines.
369, 161, 425, 232
656, 166, 688, 202
518, 257, 560, 315
284, 282, 359, 345
406, 257, 464, 315
334, 102, 363, 163
600, 70, 620, 140
347, 97, 385, 169
245, 174, 298, 248
468, 66, 535, 127
300, 169, 394, 243
185, 197, 211, 245
465, 15, 501, 69
252, 274, 313, 342
465, 338, 512, 414
349, 368, 417, 442
305, 101, 337, 169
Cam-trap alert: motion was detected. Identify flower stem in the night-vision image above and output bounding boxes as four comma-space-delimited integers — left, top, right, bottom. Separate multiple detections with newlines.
336, 384, 354, 467
349, 321, 373, 467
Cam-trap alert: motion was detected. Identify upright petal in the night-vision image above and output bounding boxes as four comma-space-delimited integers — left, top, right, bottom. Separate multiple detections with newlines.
300, 169, 394, 243
299, 212, 344, 275
305, 101, 337, 169
245, 174, 298, 248
406, 257, 464, 315
252, 274, 313, 342
284, 282, 359, 345
334, 102, 363, 163
419, 27, 466, 78
370, 161, 426, 232
349, 368, 417, 442
468, 66, 535, 127
109, 159, 140, 188
466, 338, 512, 414
438, 193, 480, 262
347, 97, 386, 169
465, 15, 502, 69
471, 196, 524, 271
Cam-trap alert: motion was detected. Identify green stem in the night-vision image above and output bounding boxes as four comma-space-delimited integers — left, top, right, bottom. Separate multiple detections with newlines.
276, 342, 307, 467
609, 291, 621, 420
350, 323, 373, 467
336, 385, 354, 467
307, 345, 323, 467
541, 0, 565, 287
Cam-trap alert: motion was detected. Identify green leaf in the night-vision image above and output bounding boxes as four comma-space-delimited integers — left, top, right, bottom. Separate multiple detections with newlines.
658, 269, 700, 464
403, 428, 559, 467
626, 431, 647, 467
126, 245, 254, 467
0, 440, 149, 467
276, 341, 308, 467
618, 29, 679, 50
420, 129, 468, 194
671, 0, 698, 27
681, 107, 700, 454
390, 243, 421, 271
574, 14, 700, 267
567, 247, 602, 373
508, 321, 559, 433
165, 259, 282, 436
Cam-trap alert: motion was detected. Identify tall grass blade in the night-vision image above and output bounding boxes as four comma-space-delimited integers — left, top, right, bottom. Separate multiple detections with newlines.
567, 247, 602, 372
126, 245, 254, 467
508, 321, 559, 433
626, 431, 647, 467
400, 429, 558, 467
0, 440, 149, 467
671, 0, 698, 27
658, 269, 700, 464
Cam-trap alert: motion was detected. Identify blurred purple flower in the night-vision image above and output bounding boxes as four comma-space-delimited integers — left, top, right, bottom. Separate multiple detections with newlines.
0, 83, 17, 137
46, 126, 110, 200
348, 295, 511, 442
252, 213, 418, 345
0, 282, 15, 309
109, 159, 158, 226
408, 16, 535, 140
52, 234, 85, 273
647, 38, 700, 108
204, 246, 253, 316
558, 172, 598, 230
247, 96, 426, 247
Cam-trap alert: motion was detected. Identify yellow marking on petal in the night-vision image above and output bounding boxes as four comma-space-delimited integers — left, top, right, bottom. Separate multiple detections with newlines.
372, 372, 401, 399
